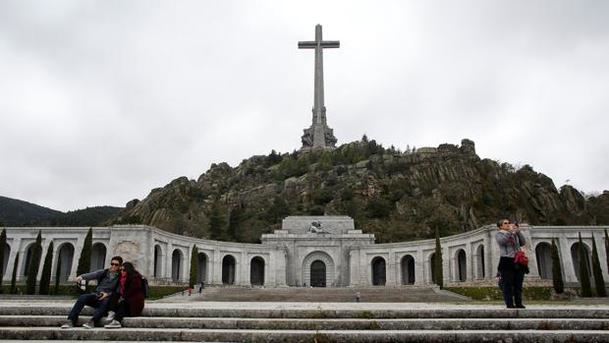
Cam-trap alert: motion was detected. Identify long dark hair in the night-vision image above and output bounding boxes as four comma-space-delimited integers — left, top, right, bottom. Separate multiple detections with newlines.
121, 262, 140, 290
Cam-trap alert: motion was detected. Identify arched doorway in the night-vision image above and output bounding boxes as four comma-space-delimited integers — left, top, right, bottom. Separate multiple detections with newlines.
401, 255, 415, 285
197, 252, 207, 283
476, 245, 485, 279
536, 242, 553, 279
456, 249, 466, 282
571, 242, 592, 281
2, 243, 10, 277
56, 243, 75, 283
371, 256, 386, 286
171, 249, 182, 282
22, 244, 35, 277
154, 245, 162, 278
310, 260, 326, 287
430, 253, 438, 284
222, 255, 236, 285
250, 256, 265, 286
302, 251, 335, 287
90, 243, 106, 272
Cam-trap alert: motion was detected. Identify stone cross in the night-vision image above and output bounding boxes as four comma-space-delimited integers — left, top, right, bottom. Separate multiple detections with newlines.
298, 24, 339, 151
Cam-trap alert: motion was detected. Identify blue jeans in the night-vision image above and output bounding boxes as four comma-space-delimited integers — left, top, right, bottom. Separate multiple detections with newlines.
67, 293, 111, 325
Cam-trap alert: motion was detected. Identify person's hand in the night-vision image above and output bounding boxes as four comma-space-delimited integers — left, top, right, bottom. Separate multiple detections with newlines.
98, 292, 109, 300
76, 276, 83, 283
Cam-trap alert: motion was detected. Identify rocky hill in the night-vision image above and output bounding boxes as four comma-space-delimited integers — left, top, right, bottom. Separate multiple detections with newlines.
111, 138, 609, 243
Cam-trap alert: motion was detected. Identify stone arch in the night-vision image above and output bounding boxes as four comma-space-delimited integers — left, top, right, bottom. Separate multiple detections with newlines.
535, 242, 553, 279
475, 244, 485, 279
153, 245, 163, 278
22, 243, 36, 277
430, 252, 438, 284
171, 249, 183, 282
90, 243, 106, 272
250, 256, 265, 286
222, 255, 236, 285
571, 242, 592, 282
455, 249, 466, 282
371, 256, 386, 286
197, 252, 208, 283
2, 243, 10, 277
302, 251, 335, 288
56, 242, 75, 283
401, 254, 415, 285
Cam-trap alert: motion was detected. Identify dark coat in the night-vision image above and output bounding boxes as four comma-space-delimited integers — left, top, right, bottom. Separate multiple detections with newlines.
121, 271, 145, 316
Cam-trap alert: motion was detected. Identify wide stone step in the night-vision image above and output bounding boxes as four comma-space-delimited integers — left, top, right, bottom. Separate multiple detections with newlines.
1, 315, 609, 331
0, 327, 608, 342
1, 305, 609, 319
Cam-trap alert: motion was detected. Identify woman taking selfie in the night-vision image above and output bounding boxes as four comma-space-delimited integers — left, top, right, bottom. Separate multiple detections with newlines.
105, 262, 146, 328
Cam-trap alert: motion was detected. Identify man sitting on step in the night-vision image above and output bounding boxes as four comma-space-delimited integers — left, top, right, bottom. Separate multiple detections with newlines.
61, 256, 123, 329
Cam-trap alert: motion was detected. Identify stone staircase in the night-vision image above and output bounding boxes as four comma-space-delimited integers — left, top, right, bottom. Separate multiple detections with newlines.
1, 299, 609, 342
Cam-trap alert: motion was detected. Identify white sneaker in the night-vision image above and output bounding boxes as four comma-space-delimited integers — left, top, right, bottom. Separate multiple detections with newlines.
82, 321, 94, 329
104, 319, 122, 329
60, 322, 74, 329
105, 311, 115, 323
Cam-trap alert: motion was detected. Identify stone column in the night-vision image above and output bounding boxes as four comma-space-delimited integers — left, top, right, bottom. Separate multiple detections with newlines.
415, 249, 425, 285
466, 242, 473, 281
559, 236, 577, 283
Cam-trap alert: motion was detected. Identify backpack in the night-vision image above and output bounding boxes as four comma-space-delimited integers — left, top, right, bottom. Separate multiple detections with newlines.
141, 276, 150, 298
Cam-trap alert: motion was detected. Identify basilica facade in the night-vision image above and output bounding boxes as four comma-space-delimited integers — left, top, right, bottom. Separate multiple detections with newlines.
2, 216, 608, 288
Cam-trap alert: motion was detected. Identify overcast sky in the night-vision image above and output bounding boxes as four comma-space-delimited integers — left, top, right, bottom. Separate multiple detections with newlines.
1, 1, 608, 212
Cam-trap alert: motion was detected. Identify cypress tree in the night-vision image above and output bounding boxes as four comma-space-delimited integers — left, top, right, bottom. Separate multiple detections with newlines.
551, 238, 564, 294
54, 254, 62, 294
578, 232, 592, 297
39, 240, 54, 295
26, 231, 43, 295
605, 229, 609, 277
189, 245, 199, 288
591, 235, 607, 297
10, 252, 19, 294
0, 228, 7, 289
434, 228, 444, 289
76, 228, 93, 276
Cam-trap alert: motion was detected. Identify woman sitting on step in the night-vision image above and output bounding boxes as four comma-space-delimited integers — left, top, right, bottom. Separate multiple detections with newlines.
104, 262, 146, 328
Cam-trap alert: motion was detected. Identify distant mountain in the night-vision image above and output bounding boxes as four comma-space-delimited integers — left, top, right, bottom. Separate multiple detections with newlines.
110, 137, 609, 243
0, 196, 122, 227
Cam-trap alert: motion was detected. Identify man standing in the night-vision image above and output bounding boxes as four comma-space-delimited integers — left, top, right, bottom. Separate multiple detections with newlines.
61, 256, 123, 329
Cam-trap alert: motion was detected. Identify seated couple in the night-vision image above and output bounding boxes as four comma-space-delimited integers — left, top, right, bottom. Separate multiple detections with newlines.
61, 256, 146, 329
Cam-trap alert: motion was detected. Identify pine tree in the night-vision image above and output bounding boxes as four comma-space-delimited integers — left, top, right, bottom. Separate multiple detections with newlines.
551, 238, 564, 294
434, 228, 444, 289
189, 245, 198, 288
591, 235, 607, 297
578, 232, 592, 297
0, 228, 7, 289
26, 231, 43, 294
76, 228, 93, 276
10, 252, 19, 294
39, 240, 54, 295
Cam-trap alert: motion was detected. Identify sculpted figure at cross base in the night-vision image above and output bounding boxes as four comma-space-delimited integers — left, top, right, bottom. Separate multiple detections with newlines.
308, 221, 326, 234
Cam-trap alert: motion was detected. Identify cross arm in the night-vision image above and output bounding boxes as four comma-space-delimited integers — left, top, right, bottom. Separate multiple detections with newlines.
298, 41, 340, 49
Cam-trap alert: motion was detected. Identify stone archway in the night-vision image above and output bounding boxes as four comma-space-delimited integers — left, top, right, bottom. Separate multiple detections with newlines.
401, 255, 415, 285
302, 251, 335, 288
171, 249, 183, 282
56, 243, 75, 283
222, 255, 236, 285
456, 249, 466, 282
310, 260, 326, 287
371, 256, 386, 286
535, 242, 553, 279
571, 242, 592, 282
197, 252, 208, 283
90, 243, 106, 272
250, 256, 265, 286
475, 244, 485, 279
